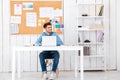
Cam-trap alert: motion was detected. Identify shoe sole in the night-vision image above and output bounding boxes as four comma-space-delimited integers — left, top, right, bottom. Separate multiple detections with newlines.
42, 78, 48, 80
48, 78, 55, 80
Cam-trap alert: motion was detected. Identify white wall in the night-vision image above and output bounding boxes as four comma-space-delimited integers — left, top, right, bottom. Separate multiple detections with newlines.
2, 0, 10, 72
109, 0, 117, 70
116, 0, 120, 71
109, 0, 120, 71
0, 0, 3, 72
64, 0, 77, 70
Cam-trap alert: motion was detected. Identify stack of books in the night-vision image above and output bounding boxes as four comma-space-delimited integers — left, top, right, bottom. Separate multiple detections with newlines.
98, 5, 104, 16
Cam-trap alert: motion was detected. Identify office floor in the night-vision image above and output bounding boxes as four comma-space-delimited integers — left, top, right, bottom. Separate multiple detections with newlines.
0, 71, 120, 80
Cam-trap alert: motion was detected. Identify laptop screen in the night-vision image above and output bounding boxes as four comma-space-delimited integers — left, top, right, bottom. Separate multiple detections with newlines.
42, 36, 56, 46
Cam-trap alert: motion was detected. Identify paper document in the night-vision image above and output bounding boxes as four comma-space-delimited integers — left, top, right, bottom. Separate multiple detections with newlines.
39, 7, 54, 18
14, 4, 22, 15
11, 24, 19, 34
23, 2, 33, 10
54, 9, 62, 17
26, 12, 37, 27
11, 16, 21, 24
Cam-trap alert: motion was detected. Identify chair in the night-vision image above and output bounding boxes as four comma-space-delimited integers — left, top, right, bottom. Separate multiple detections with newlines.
41, 59, 59, 77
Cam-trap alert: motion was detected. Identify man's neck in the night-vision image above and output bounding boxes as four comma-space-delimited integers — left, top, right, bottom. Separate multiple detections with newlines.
46, 32, 51, 35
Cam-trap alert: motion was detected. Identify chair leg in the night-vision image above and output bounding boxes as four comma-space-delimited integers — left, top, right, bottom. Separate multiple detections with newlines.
41, 59, 60, 77
41, 73, 43, 77
56, 68, 59, 77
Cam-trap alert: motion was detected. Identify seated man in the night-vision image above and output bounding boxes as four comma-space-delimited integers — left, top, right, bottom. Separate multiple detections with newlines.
35, 22, 63, 80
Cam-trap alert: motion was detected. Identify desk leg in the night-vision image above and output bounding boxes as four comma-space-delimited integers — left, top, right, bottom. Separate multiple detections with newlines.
75, 51, 78, 78
12, 49, 16, 80
18, 51, 21, 78
80, 48, 84, 80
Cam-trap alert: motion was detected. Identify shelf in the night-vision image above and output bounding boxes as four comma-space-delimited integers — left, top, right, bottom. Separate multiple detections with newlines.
78, 42, 103, 45
78, 16, 104, 19
84, 55, 104, 57
77, 3, 104, 5
78, 67, 105, 71
78, 28, 103, 31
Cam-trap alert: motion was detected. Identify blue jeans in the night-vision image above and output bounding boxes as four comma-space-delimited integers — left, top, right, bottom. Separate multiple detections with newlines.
39, 51, 60, 72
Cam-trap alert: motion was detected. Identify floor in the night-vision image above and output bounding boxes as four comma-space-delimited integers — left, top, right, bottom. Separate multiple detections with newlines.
0, 71, 120, 80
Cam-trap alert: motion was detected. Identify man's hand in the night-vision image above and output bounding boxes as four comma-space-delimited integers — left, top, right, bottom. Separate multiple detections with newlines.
33, 44, 37, 46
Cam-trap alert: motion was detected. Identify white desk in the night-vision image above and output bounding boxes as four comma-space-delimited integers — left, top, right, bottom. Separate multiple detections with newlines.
12, 46, 84, 80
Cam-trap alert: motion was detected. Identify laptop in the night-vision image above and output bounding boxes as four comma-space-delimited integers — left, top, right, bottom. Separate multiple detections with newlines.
42, 36, 57, 46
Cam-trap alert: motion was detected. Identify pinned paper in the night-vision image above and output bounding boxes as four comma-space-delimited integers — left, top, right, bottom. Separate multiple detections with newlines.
42, 20, 45, 23
55, 28, 62, 34
23, 2, 33, 10
38, 19, 42, 23
38, 23, 42, 26
14, 4, 22, 15
26, 12, 37, 27
60, 24, 64, 28
39, 7, 54, 18
11, 24, 19, 34
11, 16, 21, 24
55, 23, 60, 28
54, 9, 62, 17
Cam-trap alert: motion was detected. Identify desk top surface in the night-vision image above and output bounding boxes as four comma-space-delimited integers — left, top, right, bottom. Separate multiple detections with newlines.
12, 45, 83, 51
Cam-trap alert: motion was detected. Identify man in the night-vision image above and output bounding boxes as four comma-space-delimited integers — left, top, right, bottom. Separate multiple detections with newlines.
35, 22, 63, 80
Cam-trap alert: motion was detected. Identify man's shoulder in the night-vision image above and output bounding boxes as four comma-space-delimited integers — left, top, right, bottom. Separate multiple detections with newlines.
41, 32, 46, 36
52, 32, 58, 35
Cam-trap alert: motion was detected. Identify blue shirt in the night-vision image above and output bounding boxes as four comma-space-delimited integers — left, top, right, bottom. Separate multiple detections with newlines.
35, 32, 63, 46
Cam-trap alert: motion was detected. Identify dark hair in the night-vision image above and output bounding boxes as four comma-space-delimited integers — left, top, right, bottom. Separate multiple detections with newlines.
43, 22, 52, 28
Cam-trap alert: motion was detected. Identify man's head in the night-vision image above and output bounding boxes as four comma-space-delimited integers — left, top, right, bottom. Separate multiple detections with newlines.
43, 22, 52, 34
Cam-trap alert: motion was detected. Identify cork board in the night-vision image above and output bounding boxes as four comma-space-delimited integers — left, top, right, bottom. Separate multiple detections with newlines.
10, 1, 63, 34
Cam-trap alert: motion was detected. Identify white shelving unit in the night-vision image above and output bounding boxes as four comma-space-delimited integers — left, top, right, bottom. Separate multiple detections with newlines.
76, 0, 106, 70
78, 42, 103, 45
77, 3, 104, 5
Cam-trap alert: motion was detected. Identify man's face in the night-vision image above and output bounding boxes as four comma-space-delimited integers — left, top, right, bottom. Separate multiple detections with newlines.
45, 25, 52, 33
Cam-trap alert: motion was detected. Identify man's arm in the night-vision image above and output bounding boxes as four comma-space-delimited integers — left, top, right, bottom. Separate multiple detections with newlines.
56, 34, 63, 46
34, 35, 42, 46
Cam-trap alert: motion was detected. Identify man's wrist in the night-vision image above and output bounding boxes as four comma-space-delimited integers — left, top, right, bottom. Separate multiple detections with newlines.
33, 44, 38, 46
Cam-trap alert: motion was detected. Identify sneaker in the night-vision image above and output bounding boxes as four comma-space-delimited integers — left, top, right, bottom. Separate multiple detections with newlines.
49, 72, 56, 80
42, 72, 48, 80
